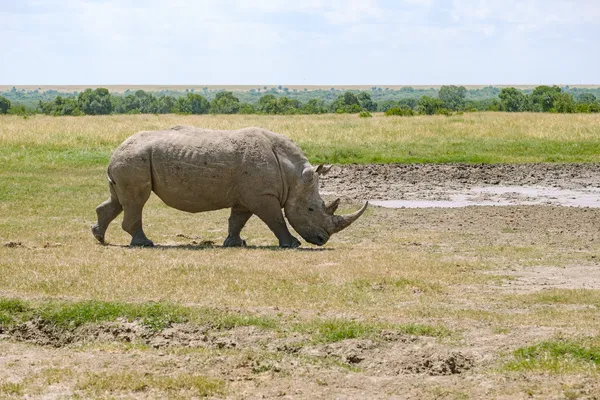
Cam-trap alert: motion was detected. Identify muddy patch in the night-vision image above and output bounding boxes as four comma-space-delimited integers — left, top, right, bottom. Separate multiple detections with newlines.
321, 163, 600, 207
4, 319, 287, 350
301, 337, 475, 376
3, 319, 475, 376
370, 186, 600, 208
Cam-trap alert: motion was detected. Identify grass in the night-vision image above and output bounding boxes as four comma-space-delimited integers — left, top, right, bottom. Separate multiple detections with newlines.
505, 337, 600, 373
294, 318, 452, 343
0, 298, 280, 332
0, 382, 24, 396
1, 113, 600, 167
75, 371, 225, 396
0, 297, 452, 344
2, 113, 600, 398
512, 289, 600, 307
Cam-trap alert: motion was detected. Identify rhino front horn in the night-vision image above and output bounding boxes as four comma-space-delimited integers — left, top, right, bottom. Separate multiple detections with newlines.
331, 202, 368, 233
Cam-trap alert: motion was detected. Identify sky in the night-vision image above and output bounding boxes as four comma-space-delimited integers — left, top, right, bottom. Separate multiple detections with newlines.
1, 0, 599, 85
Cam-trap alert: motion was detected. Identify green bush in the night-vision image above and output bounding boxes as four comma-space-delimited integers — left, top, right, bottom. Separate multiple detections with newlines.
385, 107, 415, 116
435, 108, 453, 116
358, 110, 372, 118
0, 96, 11, 114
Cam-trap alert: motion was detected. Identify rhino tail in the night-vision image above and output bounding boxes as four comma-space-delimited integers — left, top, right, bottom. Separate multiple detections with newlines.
106, 168, 121, 205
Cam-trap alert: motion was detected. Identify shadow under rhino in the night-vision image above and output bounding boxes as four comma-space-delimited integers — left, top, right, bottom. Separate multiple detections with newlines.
101, 243, 334, 252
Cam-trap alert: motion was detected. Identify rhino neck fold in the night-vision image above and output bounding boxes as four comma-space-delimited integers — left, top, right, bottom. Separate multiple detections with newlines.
271, 146, 289, 208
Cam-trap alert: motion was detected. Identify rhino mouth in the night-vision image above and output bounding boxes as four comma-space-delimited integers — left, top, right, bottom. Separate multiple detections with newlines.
305, 232, 329, 246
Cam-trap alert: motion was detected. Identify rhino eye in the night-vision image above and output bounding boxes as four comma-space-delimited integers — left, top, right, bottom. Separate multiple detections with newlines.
308, 207, 315, 212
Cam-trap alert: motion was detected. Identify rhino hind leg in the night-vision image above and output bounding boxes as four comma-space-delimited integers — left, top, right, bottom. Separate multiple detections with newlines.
251, 196, 301, 249
92, 196, 123, 244
223, 207, 252, 247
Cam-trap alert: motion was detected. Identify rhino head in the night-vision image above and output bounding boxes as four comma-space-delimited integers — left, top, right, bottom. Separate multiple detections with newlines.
284, 164, 368, 246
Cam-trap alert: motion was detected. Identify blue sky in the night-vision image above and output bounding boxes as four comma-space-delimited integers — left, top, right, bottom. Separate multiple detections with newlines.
1, 0, 598, 85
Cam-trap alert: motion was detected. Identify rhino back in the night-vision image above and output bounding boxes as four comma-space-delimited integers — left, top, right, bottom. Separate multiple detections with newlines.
111, 127, 291, 213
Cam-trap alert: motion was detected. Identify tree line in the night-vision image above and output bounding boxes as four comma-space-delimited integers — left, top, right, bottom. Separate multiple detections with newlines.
0, 85, 598, 116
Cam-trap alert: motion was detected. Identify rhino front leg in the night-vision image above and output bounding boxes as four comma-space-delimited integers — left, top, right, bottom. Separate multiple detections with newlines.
251, 197, 301, 248
122, 204, 154, 247
223, 207, 252, 247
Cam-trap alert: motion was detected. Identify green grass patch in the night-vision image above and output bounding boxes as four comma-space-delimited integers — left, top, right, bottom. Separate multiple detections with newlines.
302, 139, 600, 165
211, 313, 278, 330
395, 323, 453, 338
0, 382, 24, 396
295, 319, 380, 343
37, 301, 192, 330
75, 371, 224, 397
505, 337, 600, 373
0, 297, 279, 333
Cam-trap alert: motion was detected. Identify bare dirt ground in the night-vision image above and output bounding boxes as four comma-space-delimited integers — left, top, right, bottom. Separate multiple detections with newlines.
320, 163, 600, 202
2, 163, 600, 399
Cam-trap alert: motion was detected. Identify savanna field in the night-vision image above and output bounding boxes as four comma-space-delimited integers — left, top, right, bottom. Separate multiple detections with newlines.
1, 113, 600, 399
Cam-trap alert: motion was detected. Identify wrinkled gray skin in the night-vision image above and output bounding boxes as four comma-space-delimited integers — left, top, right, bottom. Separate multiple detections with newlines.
92, 126, 368, 248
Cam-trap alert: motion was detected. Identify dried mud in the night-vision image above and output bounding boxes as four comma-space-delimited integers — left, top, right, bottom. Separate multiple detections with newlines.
320, 163, 600, 203
2, 320, 474, 378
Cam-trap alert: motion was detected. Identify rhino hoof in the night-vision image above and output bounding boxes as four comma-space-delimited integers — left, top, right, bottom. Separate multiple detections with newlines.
91, 224, 105, 244
280, 237, 301, 249
130, 239, 154, 248
223, 237, 247, 247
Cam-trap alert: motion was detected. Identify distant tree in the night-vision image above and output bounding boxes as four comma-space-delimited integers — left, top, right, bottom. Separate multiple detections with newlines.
357, 92, 377, 111
301, 99, 327, 114
498, 88, 528, 112
257, 94, 278, 114
38, 96, 82, 116
238, 103, 256, 114
576, 93, 597, 104
276, 97, 301, 114
530, 85, 562, 112
332, 91, 361, 113
418, 96, 444, 115
77, 88, 113, 115
0, 96, 11, 114
553, 92, 575, 113
397, 98, 418, 110
257, 95, 300, 114
155, 96, 177, 114
210, 91, 240, 114
187, 93, 210, 114
175, 93, 209, 114
438, 85, 467, 111
134, 90, 155, 113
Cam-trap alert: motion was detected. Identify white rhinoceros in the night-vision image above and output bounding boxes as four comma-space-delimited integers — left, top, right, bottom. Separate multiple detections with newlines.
92, 125, 367, 248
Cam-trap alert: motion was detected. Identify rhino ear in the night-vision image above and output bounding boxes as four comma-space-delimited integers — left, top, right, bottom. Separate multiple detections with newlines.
315, 164, 332, 176
301, 166, 316, 183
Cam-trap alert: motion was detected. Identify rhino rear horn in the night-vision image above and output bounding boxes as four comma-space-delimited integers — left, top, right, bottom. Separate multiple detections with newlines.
331, 202, 368, 233
325, 198, 340, 215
